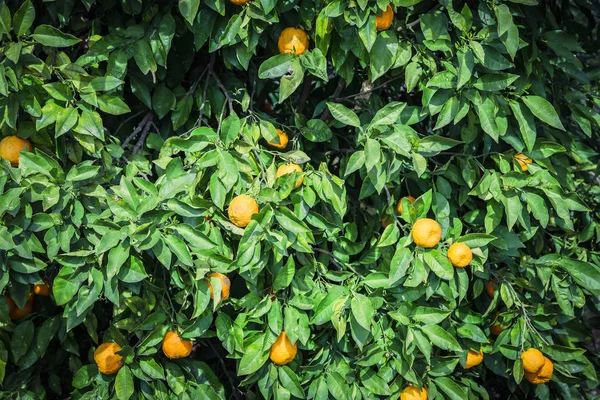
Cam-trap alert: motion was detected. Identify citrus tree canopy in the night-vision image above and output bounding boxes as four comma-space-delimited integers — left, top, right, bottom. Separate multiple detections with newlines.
0, 0, 599, 399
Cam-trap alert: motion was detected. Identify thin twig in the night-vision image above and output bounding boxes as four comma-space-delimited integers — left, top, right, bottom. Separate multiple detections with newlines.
114, 110, 145, 136
211, 70, 234, 114
161, 267, 176, 324
383, 185, 402, 228
323, 148, 355, 156
296, 75, 313, 115
312, 246, 364, 277
399, 4, 442, 31
195, 54, 217, 130
133, 118, 153, 154
121, 113, 153, 148
207, 340, 244, 400
338, 75, 404, 101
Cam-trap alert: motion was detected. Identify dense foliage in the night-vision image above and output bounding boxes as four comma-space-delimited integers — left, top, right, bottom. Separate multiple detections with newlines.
0, 0, 599, 399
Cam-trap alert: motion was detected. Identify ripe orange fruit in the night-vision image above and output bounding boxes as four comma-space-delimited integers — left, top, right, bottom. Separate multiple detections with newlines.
228, 194, 259, 228
524, 357, 553, 384
207, 272, 231, 301
94, 342, 124, 375
465, 349, 484, 368
7, 294, 34, 320
276, 164, 304, 188
521, 348, 546, 374
278, 27, 309, 55
381, 216, 393, 228
515, 153, 532, 171
490, 312, 503, 335
490, 323, 503, 336
33, 281, 50, 296
267, 129, 289, 149
263, 100, 273, 113
269, 332, 297, 365
411, 218, 442, 248
230, 0, 250, 5
375, 5, 394, 30
162, 330, 193, 359
486, 281, 496, 297
397, 195, 415, 214
0, 136, 32, 166
400, 385, 428, 400
447, 242, 473, 267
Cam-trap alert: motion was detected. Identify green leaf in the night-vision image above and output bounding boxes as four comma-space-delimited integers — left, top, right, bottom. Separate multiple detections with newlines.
423, 250, 454, 280
119, 256, 148, 283
350, 294, 374, 330
140, 358, 165, 380
418, 135, 462, 154
55, 107, 79, 138
153, 83, 176, 119
358, 15, 377, 52
421, 325, 462, 352
303, 119, 332, 142
0, 5, 11, 37
434, 377, 468, 400
179, 0, 201, 25
509, 101, 536, 151
89, 76, 125, 92
411, 307, 451, 324
171, 95, 193, 130
457, 324, 488, 343
130, 76, 152, 108
32, 25, 81, 47
434, 96, 460, 130
521, 95, 565, 131
378, 224, 400, 247
344, 151, 365, 176
326, 102, 361, 127
13, 0, 35, 37
279, 367, 305, 398
165, 363, 186, 394
133, 39, 158, 75
11, 321, 34, 363
258, 54, 295, 79
470, 42, 513, 70
405, 61, 422, 92
473, 73, 519, 91
217, 13, 243, 48
475, 97, 499, 141
364, 139, 380, 172
115, 366, 134, 400
53, 267, 83, 306
457, 233, 495, 247
237, 334, 269, 375
457, 48, 474, 89
369, 31, 398, 82
74, 110, 104, 140
73, 365, 98, 389
279, 59, 304, 102
389, 247, 412, 286
495, 4, 519, 59
163, 234, 193, 267
564, 260, 600, 292
97, 95, 131, 115
274, 257, 296, 291
412, 153, 427, 177
369, 102, 406, 127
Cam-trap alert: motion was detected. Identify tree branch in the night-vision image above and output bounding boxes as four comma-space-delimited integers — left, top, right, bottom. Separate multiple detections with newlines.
121, 113, 153, 149
207, 340, 244, 400
296, 75, 314, 115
